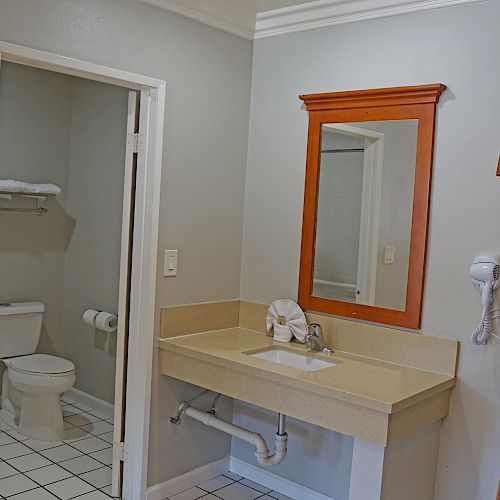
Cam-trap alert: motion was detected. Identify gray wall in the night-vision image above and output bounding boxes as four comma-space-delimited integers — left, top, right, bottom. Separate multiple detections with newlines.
62, 78, 128, 403
0, 0, 253, 486
240, 3, 500, 500
0, 62, 73, 356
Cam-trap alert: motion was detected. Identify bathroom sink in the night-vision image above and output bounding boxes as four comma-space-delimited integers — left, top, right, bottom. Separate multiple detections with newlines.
249, 348, 336, 372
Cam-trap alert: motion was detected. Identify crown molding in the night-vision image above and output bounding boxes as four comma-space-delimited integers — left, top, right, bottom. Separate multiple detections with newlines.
300, 83, 446, 110
255, 0, 486, 38
140, 0, 256, 40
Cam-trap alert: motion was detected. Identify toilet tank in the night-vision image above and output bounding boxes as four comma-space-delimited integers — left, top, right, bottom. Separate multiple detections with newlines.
0, 302, 45, 358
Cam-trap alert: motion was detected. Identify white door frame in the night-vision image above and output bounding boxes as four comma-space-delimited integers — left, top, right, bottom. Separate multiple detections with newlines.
322, 123, 384, 305
0, 41, 165, 500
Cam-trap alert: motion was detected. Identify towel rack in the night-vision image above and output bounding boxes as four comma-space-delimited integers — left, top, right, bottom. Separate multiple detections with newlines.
0, 192, 55, 215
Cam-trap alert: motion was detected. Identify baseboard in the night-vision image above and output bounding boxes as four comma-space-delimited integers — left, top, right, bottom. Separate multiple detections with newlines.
64, 387, 114, 418
230, 457, 336, 500
146, 456, 230, 500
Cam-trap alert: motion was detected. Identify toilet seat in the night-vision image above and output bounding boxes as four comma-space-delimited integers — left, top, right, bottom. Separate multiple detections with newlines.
9, 354, 74, 376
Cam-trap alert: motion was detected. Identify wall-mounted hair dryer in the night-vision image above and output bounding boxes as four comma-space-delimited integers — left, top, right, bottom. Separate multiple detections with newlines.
470, 256, 499, 345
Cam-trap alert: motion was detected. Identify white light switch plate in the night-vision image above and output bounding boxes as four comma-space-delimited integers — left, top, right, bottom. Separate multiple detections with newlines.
384, 246, 395, 264
164, 250, 178, 277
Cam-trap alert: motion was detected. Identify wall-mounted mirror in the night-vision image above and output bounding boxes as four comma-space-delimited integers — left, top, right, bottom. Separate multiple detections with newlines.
299, 84, 445, 328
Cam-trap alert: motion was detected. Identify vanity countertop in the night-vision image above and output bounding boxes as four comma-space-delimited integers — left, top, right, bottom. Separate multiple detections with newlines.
159, 327, 456, 445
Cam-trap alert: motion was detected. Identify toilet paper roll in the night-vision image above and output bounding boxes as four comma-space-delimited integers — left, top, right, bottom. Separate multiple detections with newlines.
83, 309, 100, 328
95, 311, 118, 333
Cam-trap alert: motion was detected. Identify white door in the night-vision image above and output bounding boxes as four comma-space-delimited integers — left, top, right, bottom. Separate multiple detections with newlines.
111, 90, 140, 498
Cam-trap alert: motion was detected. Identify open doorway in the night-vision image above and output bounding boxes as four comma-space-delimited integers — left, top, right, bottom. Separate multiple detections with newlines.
314, 123, 384, 305
0, 42, 165, 499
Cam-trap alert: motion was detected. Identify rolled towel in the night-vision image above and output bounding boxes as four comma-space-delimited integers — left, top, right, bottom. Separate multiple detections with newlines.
266, 299, 308, 343
0, 180, 23, 193
0, 180, 61, 196
273, 323, 293, 343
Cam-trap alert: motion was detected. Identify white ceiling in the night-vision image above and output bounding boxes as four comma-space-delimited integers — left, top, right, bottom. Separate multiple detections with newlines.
140, 0, 484, 40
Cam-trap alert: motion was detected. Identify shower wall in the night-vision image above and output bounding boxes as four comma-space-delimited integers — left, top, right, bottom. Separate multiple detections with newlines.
0, 62, 128, 403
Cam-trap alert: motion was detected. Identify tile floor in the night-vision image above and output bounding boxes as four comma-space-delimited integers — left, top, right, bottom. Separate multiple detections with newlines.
166, 472, 294, 500
0, 395, 113, 499
0, 397, 294, 500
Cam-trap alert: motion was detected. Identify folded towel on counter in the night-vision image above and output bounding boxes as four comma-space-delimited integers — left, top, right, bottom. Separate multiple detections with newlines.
266, 299, 308, 343
0, 180, 61, 196
272, 323, 294, 343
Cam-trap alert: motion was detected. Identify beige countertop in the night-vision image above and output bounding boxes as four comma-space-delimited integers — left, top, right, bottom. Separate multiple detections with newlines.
159, 327, 456, 445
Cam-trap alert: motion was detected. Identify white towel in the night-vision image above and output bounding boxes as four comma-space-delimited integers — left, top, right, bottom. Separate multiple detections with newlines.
272, 324, 293, 343
266, 299, 308, 343
0, 180, 61, 196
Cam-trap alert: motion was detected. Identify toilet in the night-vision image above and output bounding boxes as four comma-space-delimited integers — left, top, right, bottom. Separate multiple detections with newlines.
0, 302, 75, 441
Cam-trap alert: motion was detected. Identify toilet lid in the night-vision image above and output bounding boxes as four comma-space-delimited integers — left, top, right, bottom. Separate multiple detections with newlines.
10, 354, 74, 375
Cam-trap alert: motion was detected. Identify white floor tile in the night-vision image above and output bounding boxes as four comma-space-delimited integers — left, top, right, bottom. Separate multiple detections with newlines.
215, 482, 263, 500
0, 419, 12, 431
267, 492, 294, 500
71, 402, 95, 413
24, 464, 73, 485
223, 471, 243, 481
0, 473, 38, 497
6, 452, 52, 472
99, 484, 112, 495
64, 413, 100, 427
169, 486, 207, 500
71, 490, 110, 500
0, 461, 18, 480
89, 447, 112, 466
5, 429, 29, 441
64, 421, 76, 430
70, 436, 110, 454
87, 410, 113, 421
22, 438, 63, 452
62, 405, 83, 417
39, 444, 83, 462
260, 496, 288, 500
58, 455, 104, 475
60, 395, 77, 405
99, 432, 114, 444
240, 478, 272, 494
80, 421, 114, 436
45, 476, 95, 499
0, 432, 16, 446
63, 427, 93, 443
78, 466, 112, 489
198, 475, 234, 492
0, 442, 33, 460
7, 486, 60, 499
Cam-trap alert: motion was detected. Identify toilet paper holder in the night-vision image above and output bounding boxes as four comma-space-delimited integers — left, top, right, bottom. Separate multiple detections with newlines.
83, 309, 118, 333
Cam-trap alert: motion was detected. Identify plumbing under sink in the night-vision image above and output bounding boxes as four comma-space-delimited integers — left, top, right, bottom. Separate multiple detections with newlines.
249, 348, 336, 372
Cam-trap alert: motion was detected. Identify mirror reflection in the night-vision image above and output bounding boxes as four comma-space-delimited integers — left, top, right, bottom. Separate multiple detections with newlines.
312, 119, 418, 310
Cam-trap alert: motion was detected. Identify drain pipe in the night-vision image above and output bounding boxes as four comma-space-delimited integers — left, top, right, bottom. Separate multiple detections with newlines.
183, 406, 288, 467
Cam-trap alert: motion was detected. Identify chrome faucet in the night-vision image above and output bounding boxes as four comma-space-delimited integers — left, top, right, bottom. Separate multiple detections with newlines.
305, 324, 333, 354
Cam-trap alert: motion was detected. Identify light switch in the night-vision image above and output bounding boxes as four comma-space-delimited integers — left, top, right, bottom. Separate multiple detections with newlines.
384, 246, 395, 264
164, 250, 178, 277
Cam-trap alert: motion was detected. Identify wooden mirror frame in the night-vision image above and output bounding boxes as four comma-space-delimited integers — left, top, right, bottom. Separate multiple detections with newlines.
298, 84, 446, 329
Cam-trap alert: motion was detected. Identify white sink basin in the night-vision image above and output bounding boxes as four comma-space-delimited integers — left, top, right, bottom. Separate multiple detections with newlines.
249, 348, 336, 372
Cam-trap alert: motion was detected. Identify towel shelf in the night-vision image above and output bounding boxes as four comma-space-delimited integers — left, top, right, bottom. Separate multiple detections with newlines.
0, 192, 55, 215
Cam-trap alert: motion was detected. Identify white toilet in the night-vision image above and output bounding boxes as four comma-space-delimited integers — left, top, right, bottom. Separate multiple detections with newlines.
0, 302, 75, 441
